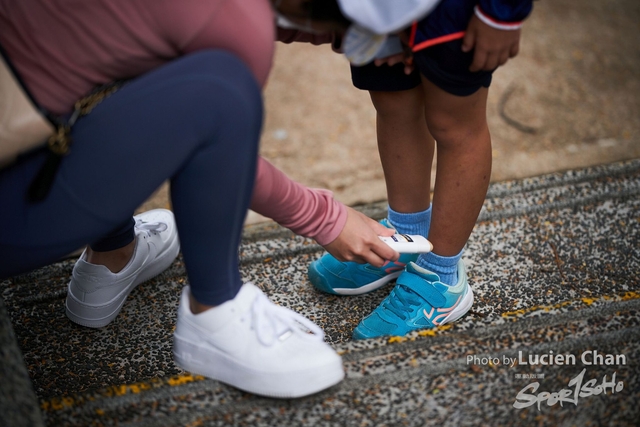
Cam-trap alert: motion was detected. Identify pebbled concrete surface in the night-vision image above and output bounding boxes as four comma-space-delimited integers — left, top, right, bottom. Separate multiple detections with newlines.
0, 297, 45, 427
1, 159, 639, 426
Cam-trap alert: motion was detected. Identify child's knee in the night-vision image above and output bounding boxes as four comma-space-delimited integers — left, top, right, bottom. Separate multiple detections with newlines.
426, 110, 488, 148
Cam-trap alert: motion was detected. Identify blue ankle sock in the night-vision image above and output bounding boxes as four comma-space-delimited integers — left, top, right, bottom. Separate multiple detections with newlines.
416, 250, 462, 286
387, 205, 432, 238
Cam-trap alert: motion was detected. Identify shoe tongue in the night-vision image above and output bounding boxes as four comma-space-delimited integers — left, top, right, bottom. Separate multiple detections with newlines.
237, 282, 258, 296
189, 283, 259, 331
379, 218, 396, 231
406, 261, 440, 282
232, 282, 262, 310
404, 262, 449, 294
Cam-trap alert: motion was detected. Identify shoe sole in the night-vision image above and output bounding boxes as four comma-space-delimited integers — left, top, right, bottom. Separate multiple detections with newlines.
173, 334, 345, 398
309, 262, 400, 296
65, 234, 180, 328
440, 285, 474, 325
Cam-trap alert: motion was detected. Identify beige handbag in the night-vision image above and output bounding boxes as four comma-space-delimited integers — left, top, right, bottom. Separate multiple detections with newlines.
0, 52, 55, 169
1, 51, 121, 201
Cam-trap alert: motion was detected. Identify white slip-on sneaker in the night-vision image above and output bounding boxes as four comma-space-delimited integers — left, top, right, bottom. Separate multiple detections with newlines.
66, 209, 180, 328
173, 284, 345, 398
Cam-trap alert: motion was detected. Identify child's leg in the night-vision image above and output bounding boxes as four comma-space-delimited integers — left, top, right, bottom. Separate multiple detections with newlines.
422, 78, 491, 257
414, 78, 491, 285
352, 39, 493, 339
369, 86, 434, 215
308, 65, 436, 295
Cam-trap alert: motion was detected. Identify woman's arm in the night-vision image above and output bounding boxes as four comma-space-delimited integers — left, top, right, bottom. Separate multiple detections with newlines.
251, 157, 398, 266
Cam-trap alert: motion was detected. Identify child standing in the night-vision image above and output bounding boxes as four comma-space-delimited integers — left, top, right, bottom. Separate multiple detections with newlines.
308, 0, 534, 339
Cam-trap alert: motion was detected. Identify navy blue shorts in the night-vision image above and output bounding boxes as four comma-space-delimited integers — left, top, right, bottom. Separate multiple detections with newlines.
351, 39, 493, 96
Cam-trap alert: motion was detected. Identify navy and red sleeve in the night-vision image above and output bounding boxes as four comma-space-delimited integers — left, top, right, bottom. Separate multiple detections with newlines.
475, 0, 533, 30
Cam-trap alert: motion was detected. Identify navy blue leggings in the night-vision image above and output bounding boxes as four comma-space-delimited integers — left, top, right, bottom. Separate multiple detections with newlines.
0, 51, 262, 306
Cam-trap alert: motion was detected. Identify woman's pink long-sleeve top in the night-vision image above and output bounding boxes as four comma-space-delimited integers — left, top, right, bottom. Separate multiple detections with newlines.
0, 0, 346, 245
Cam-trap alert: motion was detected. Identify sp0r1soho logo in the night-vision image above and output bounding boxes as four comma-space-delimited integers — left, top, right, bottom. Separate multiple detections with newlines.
512, 350, 626, 410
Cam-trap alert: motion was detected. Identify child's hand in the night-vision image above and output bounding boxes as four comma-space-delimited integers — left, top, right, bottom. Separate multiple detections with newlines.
374, 52, 415, 75
322, 207, 399, 267
461, 14, 521, 72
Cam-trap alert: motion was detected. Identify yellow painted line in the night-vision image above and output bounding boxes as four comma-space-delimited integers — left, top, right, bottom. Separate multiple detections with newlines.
501, 300, 574, 318
40, 293, 640, 413
383, 291, 640, 345
387, 324, 453, 344
501, 291, 640, 319
41, 373, 205, 413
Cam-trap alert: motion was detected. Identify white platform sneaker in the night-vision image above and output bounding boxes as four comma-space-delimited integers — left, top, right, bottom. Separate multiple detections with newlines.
66, 209, 180, 328
173, 283, 345, 398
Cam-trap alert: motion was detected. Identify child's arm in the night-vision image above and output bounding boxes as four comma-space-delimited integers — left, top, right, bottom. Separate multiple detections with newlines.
462, 0, 534, 72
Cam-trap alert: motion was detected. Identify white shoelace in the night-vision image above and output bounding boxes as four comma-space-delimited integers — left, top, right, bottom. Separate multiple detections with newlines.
135, 219, 168, 235
249, 291, 325, 347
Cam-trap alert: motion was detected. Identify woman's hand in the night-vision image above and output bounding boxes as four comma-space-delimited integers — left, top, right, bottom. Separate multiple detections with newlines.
322, 207, 399, 267
462, 14, 521, 72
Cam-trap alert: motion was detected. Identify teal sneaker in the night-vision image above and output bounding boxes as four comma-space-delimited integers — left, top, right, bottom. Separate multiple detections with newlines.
308, 220, 418, 295
352, 260, 473, 340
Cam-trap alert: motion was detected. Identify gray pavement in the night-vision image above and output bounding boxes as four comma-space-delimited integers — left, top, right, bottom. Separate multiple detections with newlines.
0, 297, 45, 427
1, 159, 639, 426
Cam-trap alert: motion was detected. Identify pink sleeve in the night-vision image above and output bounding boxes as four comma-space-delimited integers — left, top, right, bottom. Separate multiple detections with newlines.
156, 0, 275, 87
251, 157, 347, 246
